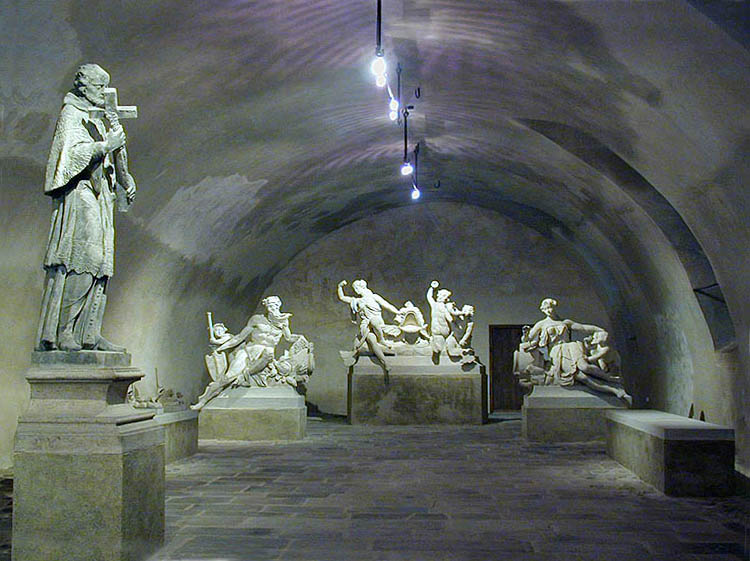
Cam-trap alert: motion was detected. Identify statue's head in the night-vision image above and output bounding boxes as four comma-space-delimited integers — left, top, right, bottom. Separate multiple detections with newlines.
73, 64, 110, 107
590, 331, 609, 346
262, 296, 282, 314
436, 289, 452, 302
539, 298, 558, 317
352, 279, 367, 295
212, 323, 227, 337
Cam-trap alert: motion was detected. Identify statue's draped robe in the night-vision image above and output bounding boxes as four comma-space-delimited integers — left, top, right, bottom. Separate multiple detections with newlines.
36, 92, 116, 349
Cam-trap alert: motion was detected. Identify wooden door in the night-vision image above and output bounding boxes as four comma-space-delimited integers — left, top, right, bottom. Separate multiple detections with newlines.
489, 325, 525, 411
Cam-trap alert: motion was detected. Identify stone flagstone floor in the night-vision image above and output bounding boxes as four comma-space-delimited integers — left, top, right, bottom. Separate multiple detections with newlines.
1, 416, 748, 560
149, 417, 748, 561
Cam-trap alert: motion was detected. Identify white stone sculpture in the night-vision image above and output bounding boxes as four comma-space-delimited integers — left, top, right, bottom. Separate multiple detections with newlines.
337, 280, 401, 377
514, 298, 631, 405
191, 297, 314, 410
36, 64, 137, 352
426, 280, 477, 364
127, 368, 185, 410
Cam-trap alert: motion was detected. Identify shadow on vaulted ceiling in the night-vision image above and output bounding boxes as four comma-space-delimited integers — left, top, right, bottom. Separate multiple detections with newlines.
524, 119, 735, 349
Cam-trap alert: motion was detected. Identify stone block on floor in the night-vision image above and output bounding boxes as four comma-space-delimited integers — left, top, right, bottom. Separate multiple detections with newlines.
347, 355, 487, 425
522, 385, 626, 442
199, 385, 306, 441
605, 409, 735, 496
154, 409, 199, 463
12, 351, 165, 561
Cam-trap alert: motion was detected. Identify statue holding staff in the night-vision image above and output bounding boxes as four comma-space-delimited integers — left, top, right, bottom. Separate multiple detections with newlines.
36, 63, 137, 352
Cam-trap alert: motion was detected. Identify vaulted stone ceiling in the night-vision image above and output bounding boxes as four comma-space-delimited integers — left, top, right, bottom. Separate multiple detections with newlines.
5, 1, 745, 303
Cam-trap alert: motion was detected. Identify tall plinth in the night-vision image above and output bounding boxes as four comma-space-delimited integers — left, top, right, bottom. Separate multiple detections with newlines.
348, 355, 488, 425
12, 351, 165, 561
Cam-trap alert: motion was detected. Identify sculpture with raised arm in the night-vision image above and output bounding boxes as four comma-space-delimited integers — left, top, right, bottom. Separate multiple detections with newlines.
36, 64, 137, 352
192, 296, 314, 410
426, 280, 477, 364
514, 298, 631, 405
337, 280, 401, 378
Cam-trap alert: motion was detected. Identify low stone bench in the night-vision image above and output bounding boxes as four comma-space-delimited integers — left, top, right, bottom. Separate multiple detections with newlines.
605, 409, 735, 496
154, 409, 199, 463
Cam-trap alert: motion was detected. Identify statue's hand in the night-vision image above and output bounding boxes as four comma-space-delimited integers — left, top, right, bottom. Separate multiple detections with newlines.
338, 280, 347, 287
105, 127, 126, 152
123, 173, 137, 202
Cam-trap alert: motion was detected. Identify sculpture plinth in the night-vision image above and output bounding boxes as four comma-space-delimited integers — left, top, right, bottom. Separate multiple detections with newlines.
12, 352, 165, 561
348, 355, 487, 425
199, 385, 307, 441
522, 385, 626, 442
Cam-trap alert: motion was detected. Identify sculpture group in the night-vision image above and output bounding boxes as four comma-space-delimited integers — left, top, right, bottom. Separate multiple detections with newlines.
514, 298, 631, 405
192, 296, 314, 410
337, 279, 478, 378
33, 66, 631, 415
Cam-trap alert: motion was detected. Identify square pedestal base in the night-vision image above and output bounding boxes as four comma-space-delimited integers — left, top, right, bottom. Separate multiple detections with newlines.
522, 385, 626, 442
348, 356, 487, 425
605, 410, 735, 496
13, 352, 165, 561
199, 386, 307, 441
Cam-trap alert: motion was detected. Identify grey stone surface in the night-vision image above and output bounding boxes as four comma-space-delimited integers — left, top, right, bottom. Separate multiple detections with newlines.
155, 410, 199, 463
348, 356, 487, 425
31, 350, 132, 367
199, 386, 306, 441
522, 385, 626, 442
606, 410, 735, 496
12, 361, 165, 561
139, 420, 749, 560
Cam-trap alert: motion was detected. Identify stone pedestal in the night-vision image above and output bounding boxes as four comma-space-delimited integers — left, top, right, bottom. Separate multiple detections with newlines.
12, 351, 165, 561
605, 410, 735, 496
199, 385, 306, 441
154, 409, 199, 463
522, 385, 626, 442
348, 355, 487, 425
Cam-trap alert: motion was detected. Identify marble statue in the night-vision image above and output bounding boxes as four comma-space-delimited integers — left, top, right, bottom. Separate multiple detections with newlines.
191, 297, 314, 410
337, 280, 400, 377
36, 64, 137, 352
426, 280, 477, 364
338, 279, 481, 376
514, 298, 631, 405
127, 368, 185, 410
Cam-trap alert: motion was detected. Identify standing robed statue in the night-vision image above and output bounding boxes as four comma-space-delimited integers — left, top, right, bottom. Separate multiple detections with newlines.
36, 63, 137, 352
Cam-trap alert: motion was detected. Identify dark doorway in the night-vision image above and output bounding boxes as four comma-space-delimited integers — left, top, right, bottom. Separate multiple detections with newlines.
489, 325, 525, 411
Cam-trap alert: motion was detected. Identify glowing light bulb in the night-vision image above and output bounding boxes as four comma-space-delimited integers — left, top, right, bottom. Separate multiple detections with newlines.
400, 161, 413, 176
389, 98, 399, 111
411, 187, 421, 200
376, 74, 387, 88
389, 110, 398, 121
370, 57, 386, 76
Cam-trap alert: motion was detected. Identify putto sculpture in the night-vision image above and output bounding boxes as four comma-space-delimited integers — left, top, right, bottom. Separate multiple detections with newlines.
36, 63, 137, 352
514, 298, 631, 405
191, 296, 314, 410
337, 278, 479, 378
